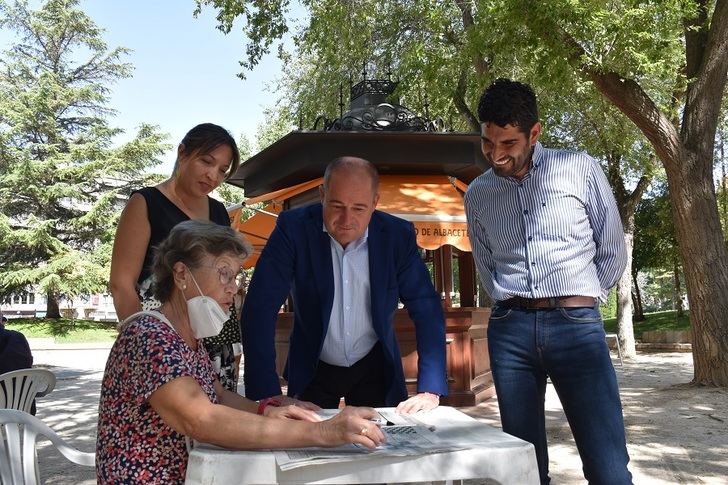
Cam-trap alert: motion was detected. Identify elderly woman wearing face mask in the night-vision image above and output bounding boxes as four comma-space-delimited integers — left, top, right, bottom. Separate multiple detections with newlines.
96, 221, 385, 484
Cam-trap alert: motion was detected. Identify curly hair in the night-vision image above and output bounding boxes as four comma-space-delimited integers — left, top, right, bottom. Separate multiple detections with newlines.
477, 79, 539, 135
151, 220, 252, 303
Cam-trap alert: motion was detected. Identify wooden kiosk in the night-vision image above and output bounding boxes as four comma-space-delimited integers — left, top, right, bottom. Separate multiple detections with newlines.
228, 79, 494, 405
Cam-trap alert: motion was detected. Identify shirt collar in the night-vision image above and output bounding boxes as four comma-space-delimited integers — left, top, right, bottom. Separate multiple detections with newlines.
322, 223, 369, 250
531, 142, 544, 169
504, 141, 543, 184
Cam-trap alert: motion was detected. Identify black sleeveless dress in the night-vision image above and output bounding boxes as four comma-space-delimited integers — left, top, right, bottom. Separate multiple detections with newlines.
133, 187, 241, 392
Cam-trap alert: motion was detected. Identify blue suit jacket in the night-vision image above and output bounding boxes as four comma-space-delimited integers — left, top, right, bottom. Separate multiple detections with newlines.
241, 203, 448, 405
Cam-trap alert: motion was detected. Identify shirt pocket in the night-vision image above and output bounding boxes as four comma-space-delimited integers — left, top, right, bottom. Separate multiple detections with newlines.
534, 195, 586, 243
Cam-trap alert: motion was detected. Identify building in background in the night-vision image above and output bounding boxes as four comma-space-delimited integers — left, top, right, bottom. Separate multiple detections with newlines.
1, 290, 117, 322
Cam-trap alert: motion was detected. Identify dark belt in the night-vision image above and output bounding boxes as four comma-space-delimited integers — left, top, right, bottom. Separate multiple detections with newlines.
498, 295, 596, 309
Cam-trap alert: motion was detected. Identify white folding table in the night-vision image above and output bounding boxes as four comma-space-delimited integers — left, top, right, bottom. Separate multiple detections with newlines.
185, 406, 538, 484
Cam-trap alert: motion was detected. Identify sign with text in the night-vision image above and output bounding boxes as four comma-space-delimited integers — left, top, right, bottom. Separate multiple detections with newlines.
412, 222, 471, 251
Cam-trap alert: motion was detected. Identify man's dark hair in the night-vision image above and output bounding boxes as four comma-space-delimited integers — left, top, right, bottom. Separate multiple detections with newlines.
477, 79, 539, 135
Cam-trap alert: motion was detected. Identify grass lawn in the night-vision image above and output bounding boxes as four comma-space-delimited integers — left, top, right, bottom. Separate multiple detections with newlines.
5, 310, 690, 343
5, 318, 118, 343
603, 309, 691, 336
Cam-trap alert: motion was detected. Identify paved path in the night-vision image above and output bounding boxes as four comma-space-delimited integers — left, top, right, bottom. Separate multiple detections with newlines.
31, 341, 110, 484
27, 341, 728, 484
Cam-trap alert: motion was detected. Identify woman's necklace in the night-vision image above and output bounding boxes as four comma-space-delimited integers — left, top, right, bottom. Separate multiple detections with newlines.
160, 180, 205, 219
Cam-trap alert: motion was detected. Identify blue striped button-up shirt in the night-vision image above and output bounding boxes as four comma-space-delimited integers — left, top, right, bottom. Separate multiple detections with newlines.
464, 142, 627, 302
319, 228, 379, 367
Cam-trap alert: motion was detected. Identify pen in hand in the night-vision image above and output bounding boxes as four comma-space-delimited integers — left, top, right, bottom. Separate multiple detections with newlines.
370, 417, 395, 426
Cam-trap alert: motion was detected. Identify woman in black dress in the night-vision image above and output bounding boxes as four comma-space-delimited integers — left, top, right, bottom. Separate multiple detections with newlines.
109, 123, 244, 391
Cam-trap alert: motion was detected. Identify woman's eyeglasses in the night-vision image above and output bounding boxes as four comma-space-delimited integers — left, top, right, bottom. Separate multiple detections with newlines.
209, 266, 238, 286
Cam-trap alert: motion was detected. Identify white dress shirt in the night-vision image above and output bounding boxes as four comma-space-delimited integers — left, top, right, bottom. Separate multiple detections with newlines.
319, 227, 379, 367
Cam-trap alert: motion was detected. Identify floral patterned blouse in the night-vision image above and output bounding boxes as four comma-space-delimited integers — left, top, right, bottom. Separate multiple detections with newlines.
96, 312, 218, 484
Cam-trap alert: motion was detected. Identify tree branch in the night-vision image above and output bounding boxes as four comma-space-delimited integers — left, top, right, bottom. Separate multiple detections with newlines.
455, 0, 488, 77
528, 12, 683, 166
681, 0, 728, 151
452, 67, 479, 131
683, 0, 709, 81
628, 173, 652, 212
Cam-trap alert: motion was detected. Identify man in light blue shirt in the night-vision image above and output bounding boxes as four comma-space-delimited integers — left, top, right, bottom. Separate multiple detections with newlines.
465, 79, 632, 484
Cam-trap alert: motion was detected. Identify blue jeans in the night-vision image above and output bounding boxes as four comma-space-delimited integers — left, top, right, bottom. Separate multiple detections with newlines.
488, 305, 632, 485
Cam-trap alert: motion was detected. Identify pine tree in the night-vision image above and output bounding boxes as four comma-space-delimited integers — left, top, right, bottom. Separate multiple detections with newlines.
0, 0, 169, 318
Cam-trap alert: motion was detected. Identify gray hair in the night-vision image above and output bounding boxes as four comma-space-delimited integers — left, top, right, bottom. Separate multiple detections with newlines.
323, 156, 379, 194
151, 220, 252, 303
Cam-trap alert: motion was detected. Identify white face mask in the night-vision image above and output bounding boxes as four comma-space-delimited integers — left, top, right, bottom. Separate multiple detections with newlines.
185, 271, 229, 339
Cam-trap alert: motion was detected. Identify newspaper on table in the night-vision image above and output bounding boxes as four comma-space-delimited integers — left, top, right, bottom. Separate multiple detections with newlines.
273, 409, 467, 471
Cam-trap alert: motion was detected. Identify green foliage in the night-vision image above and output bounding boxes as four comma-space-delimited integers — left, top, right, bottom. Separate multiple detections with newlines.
506, 0, 688, 114
716, 105, 728, 243
215, 132, 251, 205
198, 0, 672, 165
216, 183, 245, 206
599, 288, 618, 320
289, 0, 485, 131
634, 184, 679, 273
5, 318, 117, 342
255, 104, 296, 150
237, 131, 254, 161
201, 0, 505, 132
194, 0, 291, 77
0, 0, 169, 313
542, 84, 655, 171
637, 267, 686, 313
603, 309, 691, 335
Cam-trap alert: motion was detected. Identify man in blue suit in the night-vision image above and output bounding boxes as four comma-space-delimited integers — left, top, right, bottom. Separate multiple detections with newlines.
241, 156, 448, 413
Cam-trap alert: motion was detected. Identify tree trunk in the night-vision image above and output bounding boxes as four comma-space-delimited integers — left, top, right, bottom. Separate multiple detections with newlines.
525, 0, 728, 386
616, 230, 637, 359
45, 291, 61, 319
673, 258, 684, 318
721, 141, 727, 243
632, 271, 645, 321
666, 149, 728, 386
452, 69, 480, 132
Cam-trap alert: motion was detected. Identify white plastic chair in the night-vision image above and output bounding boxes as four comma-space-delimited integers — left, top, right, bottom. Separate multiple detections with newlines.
0, 409, 95, 485
0, 369, 56, 413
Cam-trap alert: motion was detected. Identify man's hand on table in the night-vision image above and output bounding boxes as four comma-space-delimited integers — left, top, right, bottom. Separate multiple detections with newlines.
395, 392, 439, 414
274, 394, 322, 411
264, 404, 323, 422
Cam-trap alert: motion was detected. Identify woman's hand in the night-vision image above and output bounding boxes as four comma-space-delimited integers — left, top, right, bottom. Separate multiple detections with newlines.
264, 404, 322, 422
317, 406, 386, 449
